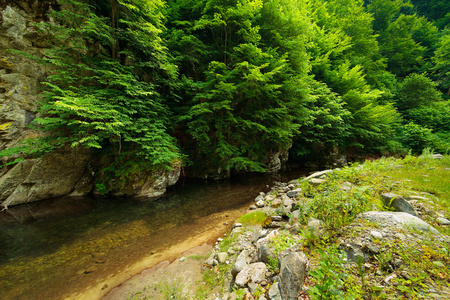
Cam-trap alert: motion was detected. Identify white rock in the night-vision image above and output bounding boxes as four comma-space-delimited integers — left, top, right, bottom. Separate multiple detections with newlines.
370, 230, 383, 239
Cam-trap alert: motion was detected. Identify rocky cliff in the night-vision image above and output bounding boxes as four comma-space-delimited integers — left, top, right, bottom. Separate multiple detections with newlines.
0, 2, 180, 207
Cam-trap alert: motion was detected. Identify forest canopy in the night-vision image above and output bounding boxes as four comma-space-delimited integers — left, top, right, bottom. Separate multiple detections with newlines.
2, 0, 449, 186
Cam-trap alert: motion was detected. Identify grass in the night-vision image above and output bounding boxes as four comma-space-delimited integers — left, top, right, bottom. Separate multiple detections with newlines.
298, 152, 450, 299
236, 211, 270, 226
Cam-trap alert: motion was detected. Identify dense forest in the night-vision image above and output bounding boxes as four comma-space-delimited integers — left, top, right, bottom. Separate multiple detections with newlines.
2, 0, 450, 189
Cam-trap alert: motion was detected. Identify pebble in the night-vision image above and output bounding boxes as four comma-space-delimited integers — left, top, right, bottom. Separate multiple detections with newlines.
370, 230, 383, 239
232, 223, 243, 229
384, 273, 397, 285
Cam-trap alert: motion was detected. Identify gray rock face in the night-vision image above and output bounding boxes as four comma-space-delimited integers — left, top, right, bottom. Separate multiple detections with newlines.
1, 148, 91, 208
0, 159, 36, 201
381, 193, 417, 216
135, 161, 181, 198
343, 243, 369, 263
235, 262, 267, 288
279, 251, 308, 300
2, 6, 29, 46
359, 211, 439, 234
265, 150, 289, 173
0, 4, 182, 206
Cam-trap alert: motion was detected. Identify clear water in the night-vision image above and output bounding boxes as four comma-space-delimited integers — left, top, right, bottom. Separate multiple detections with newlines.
0, 170, 308, 300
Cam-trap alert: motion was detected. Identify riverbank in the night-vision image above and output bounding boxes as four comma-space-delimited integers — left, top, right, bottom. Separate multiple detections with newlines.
121, 152, 449, 299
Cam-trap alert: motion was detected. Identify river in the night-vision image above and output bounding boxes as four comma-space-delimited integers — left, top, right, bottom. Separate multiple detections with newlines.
0, 170, 308, 300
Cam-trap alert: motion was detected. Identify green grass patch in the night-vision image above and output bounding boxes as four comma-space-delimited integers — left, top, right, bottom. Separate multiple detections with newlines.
237, 211, 270, 226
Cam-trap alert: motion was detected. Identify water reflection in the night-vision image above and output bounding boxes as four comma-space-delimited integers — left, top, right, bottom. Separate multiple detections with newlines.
0, 169, 309, 300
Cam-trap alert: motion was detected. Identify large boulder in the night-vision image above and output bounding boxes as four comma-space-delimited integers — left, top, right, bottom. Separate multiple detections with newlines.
231, 250, 251, 277
107, 161, 181, 198
359, 211, 439, 234
1, 148, 91, 208
256, 244, 274, 264
278, 251, 308, 300
381, 193, 417, 216
235, 262, 267, 288
136, 161, 181, 198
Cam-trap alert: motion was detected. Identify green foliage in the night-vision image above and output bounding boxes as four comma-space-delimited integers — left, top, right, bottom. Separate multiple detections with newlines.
432, 31, 450, 94
3, 0, 448, 180
405, 102, 450, 133
396, 73, 443, 111
1, 0, 181, 188
309, 247, 347, 300
398, 122, 450, 154
267, 231, 295, 272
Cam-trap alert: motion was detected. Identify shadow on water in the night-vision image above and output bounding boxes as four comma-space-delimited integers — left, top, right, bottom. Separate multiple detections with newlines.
0, 169, 310, 300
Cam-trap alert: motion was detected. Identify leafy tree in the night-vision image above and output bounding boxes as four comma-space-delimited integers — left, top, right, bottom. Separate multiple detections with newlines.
1, 0, 181, 185
410, 0, 450, 28
290, 79, 350, 165
432, 31, 450, 95
396, 73, 442, 111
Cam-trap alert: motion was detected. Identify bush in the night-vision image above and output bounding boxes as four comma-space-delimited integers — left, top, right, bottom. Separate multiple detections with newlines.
399, 122, 450, 154
396, 73, 442, 112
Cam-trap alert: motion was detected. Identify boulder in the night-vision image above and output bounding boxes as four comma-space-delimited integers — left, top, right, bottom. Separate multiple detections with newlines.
231, 250, 250, 277
436, 217, 450, 225
309, 178, 326, 186
2, 148, 91, 208
0, 159, 36, 201
255, 195, 264, 202
303, 170, 333, 181
252, 230, 268, 243
286, 188, 302, 198
256, 200, 265, 208
135, 161, 181, 198
359, 211, 439, 234
256, 245, 274, 264
235, 262, 267, 288
279, 251, 308, 300
268, 282, 282, 300
217, 252, 228, 264
342, 243, 369, 263
265, 150, 289, 173
381, 193, 417, 216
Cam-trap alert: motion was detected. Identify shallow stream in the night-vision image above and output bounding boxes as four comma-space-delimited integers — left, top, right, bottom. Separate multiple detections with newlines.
0, 170, 308, 300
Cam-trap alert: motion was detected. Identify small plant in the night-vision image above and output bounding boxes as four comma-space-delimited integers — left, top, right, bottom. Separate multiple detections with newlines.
267, 231, 295, 272
155, 278, 190, 300
308, 247, 347, 300
233, 287, 246, 300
